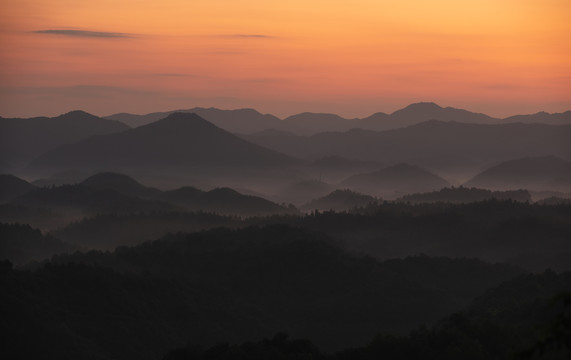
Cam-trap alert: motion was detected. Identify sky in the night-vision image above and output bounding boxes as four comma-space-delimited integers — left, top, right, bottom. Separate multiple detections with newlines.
1, 0, 570, 119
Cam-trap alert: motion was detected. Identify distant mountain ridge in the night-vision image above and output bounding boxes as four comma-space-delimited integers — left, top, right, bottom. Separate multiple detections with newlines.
0, 174, 36, 203
24, 113, 301, 182
340, 163, 450, 199
105, 102, 571, 135
465, 156, 571, 192
5, 172, 294, 223
243, 120, 571, 182
301, 189, 377, 212
106, 107, 282, 132
0, 110, 129, 172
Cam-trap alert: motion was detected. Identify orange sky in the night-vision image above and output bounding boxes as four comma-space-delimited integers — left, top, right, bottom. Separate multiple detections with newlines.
1, 0, 570, 118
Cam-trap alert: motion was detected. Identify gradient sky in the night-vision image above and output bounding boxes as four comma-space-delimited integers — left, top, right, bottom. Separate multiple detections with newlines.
1, 0, 570, 118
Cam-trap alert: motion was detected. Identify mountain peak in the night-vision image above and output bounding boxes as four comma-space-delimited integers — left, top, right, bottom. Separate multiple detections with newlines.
465, 156, 571, 192
399, 102, 442, 112
133, 112, 223, 137
81, 172, 142, 188
81, 172, 161, 198
57, 110, 100, 120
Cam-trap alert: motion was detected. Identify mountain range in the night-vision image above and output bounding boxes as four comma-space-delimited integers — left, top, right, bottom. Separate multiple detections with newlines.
4, 104, 571, 196
465, 156, 571, 192
0, 110, 129, 172
301, 189, 378, 212
105, 102, 571, 135
24, 113, 301, 189
2, 172, 293, 232
244, 120, 571, 183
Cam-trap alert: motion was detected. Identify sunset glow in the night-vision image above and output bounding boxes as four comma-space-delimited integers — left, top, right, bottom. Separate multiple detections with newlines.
1, 0, 570, 118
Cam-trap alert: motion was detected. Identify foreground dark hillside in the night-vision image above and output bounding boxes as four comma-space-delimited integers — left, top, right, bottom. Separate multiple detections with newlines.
2, 225, 524, 359
164, 272, 571, 360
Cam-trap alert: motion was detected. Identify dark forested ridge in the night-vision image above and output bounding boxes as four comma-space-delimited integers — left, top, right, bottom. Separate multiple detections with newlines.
163, 272, 571, 360
398, 186, 532, 204
0, 223, 76, 264
2, 197, 570, 359
2, 225, 536, 360
0, 172, 294, 231
41, 200, 571, 271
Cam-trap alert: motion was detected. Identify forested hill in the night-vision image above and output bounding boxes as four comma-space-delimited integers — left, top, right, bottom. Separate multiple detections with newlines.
163, 271, 571, 360
2, 225, 525, 359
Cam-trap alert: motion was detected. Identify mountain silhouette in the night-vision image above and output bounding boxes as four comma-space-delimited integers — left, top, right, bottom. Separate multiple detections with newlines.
81, 172, 162, 199
5, 225, 523, 358
340, 163, 450, 198
503, 110, 571, 125
465, 156, 571, 191
301, 189, 377, 212
32, 170, 92, 187
383, 102, 495, 125
261, 103, 498, 135
106, 107, 282, 132
25, 113, 300, 179
0, 110, 129, 172
273, 179, 335, 205
9, 171, 293, 219
0, 223, 76, 264
244, 120, 571, 182
105, 103, 571, 136
0, 174, 36, 203
280, 112, 357, 134
160, 186, 293, 216
10, 184, 179, 216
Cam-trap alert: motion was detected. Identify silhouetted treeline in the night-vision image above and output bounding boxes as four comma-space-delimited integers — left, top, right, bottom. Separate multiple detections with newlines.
56, 212, 241, 249
398, 186, 531, 204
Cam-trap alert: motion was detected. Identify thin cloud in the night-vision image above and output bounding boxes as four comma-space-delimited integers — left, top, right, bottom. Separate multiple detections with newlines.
34, 29, 134, 39
216, 34, 276, 39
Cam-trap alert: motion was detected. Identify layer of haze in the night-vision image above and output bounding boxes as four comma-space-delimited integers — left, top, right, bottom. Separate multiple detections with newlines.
1, 0, 570, 118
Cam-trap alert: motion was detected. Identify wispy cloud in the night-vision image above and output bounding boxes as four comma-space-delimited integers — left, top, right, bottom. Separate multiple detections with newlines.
34, 29, 134, 39
216, 34, 276, 39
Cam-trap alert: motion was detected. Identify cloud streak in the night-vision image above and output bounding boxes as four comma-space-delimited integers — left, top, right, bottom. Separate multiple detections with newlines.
34, 29, 134, 38
216, 34, 276, 39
